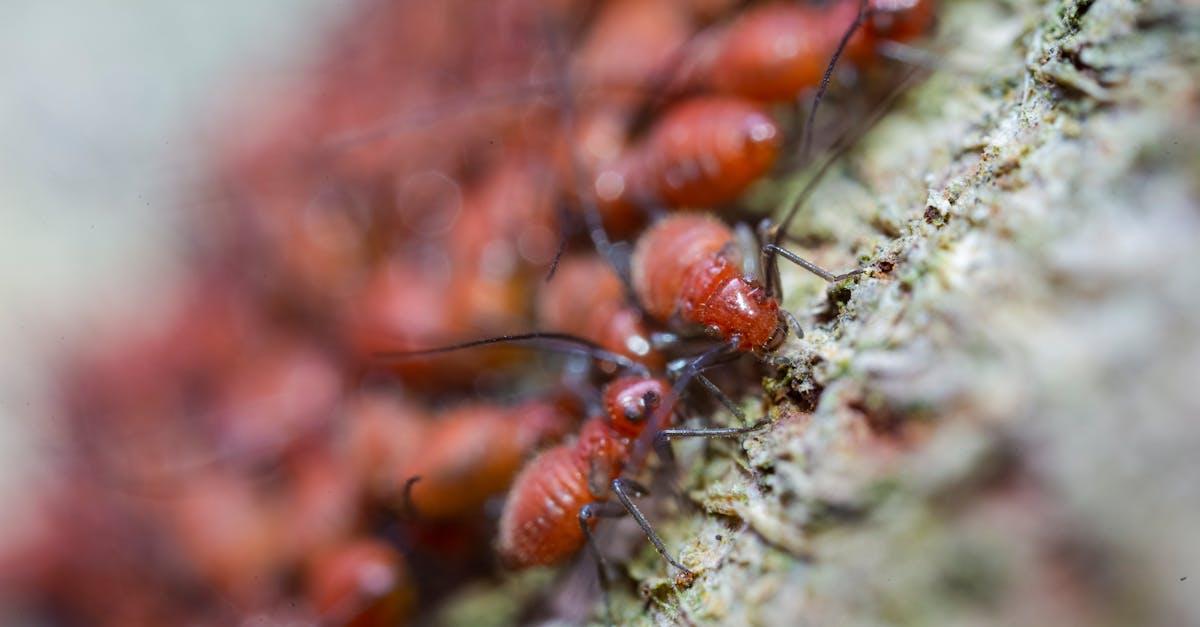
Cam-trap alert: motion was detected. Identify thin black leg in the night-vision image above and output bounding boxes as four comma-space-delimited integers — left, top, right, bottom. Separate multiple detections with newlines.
656, 419, 772, 444
758, 219, 785, 298
654, 420, 774, 490
763, 244, 864, 283
579, 501, 628, 627
695, 373, 747, 423
652, 408, 693, 471
611, 478, 693, 578
799, 0, 869, 163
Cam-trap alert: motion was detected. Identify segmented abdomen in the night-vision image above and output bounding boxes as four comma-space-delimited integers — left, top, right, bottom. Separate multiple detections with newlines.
639, 96, 780, 208
632, 214, 738, 321
496, 446, 593, 568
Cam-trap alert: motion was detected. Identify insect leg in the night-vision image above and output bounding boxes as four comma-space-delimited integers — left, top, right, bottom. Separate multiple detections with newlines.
695, 373, 747, 422
799, 0, 870, 163
579, 501, 629, 626
656, 420, 772, 445
651, 407, 693, 471
663, 359, 773, 454
654, 365, 772, 459
611, 478, 694, 580
875, 37, 973, 77
769, 64, 925, 298
763, 243, 864, 284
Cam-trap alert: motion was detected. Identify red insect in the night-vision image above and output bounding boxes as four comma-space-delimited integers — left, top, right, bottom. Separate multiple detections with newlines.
578, 0, 935, 235
495, 370, 769, 595
304, 538, 415, 627
571, 0, 694, 110
343, 258, 527, 388
586, 95, 781, 234
632, 214, 784, 353
342, 388, 582, 520
496, 376, 677, 569
687, 0, 937, 102
393, 397, 581, 520
630, 210, 865, 359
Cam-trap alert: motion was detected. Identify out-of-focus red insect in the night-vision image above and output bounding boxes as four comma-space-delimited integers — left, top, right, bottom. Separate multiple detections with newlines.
345, 154, 565, 386
537, 254, 663, 369
342, 258, 526, 388
582, 95, 781, 235
572, 0, 694, 109
558, 1, 773, 236
0, 475, 204, 627
343, 392, 428, 498
163, 469, 288, 608
209, 336, 344, 461
343, 389, 580, 516
684, 0, 937, 102
206, 0, 599, 314
275, 443, 361, 564
305, 538, 415, 627
405, 400, 577, 519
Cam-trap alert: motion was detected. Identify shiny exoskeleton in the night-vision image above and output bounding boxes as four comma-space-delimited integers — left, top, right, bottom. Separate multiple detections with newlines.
496, 376, 670, 568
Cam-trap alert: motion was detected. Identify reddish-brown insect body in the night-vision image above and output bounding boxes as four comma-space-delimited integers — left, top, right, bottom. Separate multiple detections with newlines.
632, 214, 783, 352
697, 0, 936, 101
343, 391, 580, 519
401, 398, 579, 519
496, 376, 670, 568
854, 0, 938, 64
305, 539, 414, 627
704, 2, 839, 101
594, 96, 780, 214
537, 255, 663, 369
641, 96, 782, 208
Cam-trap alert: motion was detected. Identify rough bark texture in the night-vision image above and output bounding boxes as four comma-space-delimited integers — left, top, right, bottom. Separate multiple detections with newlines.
439, 0, 1199, 624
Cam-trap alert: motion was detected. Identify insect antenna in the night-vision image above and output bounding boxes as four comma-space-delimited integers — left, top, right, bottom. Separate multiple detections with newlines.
537, 11, 607, 286
374, 331, 650, 378
764, 64, 923, 297
798, 0, 870, 164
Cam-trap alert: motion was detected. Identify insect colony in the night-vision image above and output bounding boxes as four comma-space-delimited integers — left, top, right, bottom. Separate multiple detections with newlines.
2, 0, 934, 624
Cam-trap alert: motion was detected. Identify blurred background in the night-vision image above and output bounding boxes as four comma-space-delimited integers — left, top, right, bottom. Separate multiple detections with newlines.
0, 0, 337, 529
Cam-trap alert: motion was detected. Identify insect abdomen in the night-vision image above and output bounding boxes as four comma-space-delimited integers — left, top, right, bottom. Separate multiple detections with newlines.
496, 446, 592, 568
641, 96, 780, 208
632, 214, 737, 321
